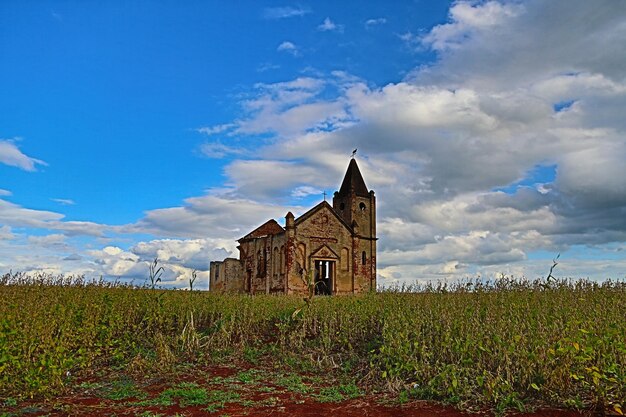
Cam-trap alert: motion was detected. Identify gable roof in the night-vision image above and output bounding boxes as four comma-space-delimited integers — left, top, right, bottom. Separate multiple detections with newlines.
310, 244, 339, 259
294, 200, 353, 232
238, 219, 285, 241
338, 158, 369, 198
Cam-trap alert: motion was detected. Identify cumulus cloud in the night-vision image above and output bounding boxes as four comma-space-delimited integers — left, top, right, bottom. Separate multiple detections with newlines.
88, 246, 145, 279
131, 191, 303, 239
4, 0, 625, 287
277, 41, 300, 56
186, 0, 626, 284
0, 138, 47, 171
317, 17, 343, 32
86, 239, 230, 289
227, 76, 355, 138
421, 1, 523, 52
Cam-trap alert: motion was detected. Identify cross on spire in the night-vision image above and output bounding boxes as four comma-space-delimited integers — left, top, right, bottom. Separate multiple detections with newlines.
323, 191, 327, 201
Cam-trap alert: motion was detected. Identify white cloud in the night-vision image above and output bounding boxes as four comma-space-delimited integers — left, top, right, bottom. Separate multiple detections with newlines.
131, 192, 303, 239
198, 142, 247, 159
0, 198, 64, 226
87, 239, 230, 289
180, 0, 626, 286
291, 185, 323, 199
262, 6, 310, 20
0, 189, 11, 196
28, 234, 67, 248
196, 123, 236, 136
317, 17, 343, 33
0, 198, 108, 237
257, 62, 280, 72
0, 138, 47, 171
131, 238, 231, 271
277, 41, 300, 56
421, 1, 524, 52
4, 0, 626, 288
365, 18, 386, 27
51, 198, 76, 206
0, 225, 14, 240
228, 76, 355, 138
89, 246, 145, 279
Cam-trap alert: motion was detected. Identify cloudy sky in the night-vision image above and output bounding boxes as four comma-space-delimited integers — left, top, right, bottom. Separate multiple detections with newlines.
1, 0, 625, 289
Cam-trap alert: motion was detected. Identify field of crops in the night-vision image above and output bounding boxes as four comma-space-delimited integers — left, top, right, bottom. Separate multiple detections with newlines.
1, 272, 625, 415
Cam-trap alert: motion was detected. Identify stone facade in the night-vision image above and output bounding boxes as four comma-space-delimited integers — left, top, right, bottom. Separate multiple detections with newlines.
209, 159, 377, 294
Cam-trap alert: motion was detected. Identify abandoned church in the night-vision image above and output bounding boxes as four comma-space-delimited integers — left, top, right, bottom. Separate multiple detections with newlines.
209, 158, 377, 294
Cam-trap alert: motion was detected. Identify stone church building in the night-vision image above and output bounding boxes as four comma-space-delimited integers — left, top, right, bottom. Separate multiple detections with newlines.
209, 158, 376, 294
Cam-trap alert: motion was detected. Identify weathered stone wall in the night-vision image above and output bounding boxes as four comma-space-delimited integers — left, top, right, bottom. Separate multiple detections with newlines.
238, 233, 287, 294
288, 203, 358, 295
209, 258, 243, 293
209, 261, 223, 292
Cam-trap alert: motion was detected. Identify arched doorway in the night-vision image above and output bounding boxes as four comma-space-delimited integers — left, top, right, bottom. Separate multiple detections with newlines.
314, 259, 334, 295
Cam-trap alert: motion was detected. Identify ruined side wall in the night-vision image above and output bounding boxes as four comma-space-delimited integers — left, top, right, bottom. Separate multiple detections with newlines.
238, 233, 287, 294
223, 258, 243, 292
209, 261, 224, 292
209, 258, 243, 293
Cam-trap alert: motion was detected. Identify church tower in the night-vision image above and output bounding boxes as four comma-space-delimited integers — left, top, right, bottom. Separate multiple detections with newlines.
333, 158, 376, 239
333, 159, 377, 291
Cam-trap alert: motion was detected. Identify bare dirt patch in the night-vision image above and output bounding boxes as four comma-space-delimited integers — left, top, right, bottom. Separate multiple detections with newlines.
2, 362, 601, 417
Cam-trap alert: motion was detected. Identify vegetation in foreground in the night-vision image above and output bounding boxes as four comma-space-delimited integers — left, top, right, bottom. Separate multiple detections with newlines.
0, 271, 624, 415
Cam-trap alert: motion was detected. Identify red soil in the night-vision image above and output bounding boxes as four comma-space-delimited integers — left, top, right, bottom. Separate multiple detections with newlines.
3, 363, 602, 417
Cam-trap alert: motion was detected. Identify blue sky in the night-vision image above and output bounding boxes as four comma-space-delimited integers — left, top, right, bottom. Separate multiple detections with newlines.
1, 1, 625, 288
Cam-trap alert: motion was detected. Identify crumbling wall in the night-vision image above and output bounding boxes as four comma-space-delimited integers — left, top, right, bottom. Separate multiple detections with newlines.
209, 258, 243, 293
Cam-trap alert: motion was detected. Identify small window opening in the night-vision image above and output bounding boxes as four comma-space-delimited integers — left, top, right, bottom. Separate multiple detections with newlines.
359, 202, 366, 211
362, 251, 367, 265
339, 202, 345, 210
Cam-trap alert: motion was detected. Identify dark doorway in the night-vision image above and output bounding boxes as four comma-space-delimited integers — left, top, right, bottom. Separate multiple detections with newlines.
314, 260, 334, 295
246, 270, 252, 293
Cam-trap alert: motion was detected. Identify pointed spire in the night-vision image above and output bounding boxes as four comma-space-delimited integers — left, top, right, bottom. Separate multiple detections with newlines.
338, 159, 369, 197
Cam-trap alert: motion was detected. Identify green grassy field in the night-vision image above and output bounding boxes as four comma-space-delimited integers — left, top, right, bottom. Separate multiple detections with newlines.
1, 272, 624, 415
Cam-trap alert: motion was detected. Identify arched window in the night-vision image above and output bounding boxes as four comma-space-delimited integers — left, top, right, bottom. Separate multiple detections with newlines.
362, 251, 367, 265
339, 202, 345, 210
359, 202, 366, 211
341, 248, 349, 271
280, 245, 285, 274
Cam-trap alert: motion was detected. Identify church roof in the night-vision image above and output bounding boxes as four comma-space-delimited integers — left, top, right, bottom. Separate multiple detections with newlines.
338, 158, 369, 197
238, 219, 284, 241
295, 200, 354, 232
